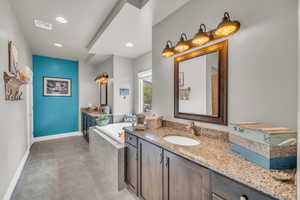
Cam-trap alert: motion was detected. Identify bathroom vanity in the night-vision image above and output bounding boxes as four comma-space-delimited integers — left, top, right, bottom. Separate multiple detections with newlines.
81, 108, 112, 142
124, 126, 296, 200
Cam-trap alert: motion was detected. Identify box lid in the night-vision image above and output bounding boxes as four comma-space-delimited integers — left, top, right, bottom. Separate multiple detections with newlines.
232, 122, 296, 135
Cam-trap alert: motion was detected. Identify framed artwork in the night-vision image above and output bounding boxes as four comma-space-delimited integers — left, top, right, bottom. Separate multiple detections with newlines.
43, 77, 71, 97
8, 41, 19, 75
179, 87, 191, 100
179, 72, 184, 87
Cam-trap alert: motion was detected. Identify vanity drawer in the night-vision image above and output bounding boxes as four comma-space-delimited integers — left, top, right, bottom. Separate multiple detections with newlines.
125, 133, 137, 147
212, 173, 277, 200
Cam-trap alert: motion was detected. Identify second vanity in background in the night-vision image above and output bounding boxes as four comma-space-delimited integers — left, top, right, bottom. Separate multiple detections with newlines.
81, 107, 112, 142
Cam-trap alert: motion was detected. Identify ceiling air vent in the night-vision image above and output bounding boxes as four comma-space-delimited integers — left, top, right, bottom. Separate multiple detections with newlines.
34, 19, 52, 30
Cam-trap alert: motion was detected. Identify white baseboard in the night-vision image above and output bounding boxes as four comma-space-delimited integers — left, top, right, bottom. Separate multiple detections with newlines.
2, 149, 30, 200
32, 131, 83, 143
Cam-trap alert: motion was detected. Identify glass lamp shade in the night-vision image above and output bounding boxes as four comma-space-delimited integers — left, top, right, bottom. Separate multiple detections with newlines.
95, 74, 109, 84
162, 49, 174, 57
214, 12, 240, 37
174, 33, 190, 52
162, 41, 174, 57
192, 24, 210, 46
101, 78, 108, 84
174, 41, 189, 52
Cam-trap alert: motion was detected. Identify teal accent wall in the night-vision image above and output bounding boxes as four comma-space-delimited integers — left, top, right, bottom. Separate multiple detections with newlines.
33, 55, 79, 137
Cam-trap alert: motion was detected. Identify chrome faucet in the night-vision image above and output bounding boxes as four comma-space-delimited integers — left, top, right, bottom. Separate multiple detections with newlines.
186, 121, 200, 136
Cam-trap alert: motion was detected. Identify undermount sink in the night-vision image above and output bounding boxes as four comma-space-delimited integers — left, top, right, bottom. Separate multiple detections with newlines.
163, 136, 200, 146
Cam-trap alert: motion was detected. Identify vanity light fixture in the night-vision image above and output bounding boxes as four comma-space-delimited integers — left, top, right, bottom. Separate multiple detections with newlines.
161, 12, 240, 58
214, 12, 240, 37
174, 33, 190, 52
161, 40, 174, 58
192, 24, 210, 46
95, 73, 109, 84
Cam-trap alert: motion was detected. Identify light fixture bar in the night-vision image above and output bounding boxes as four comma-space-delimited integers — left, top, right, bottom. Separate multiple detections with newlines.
161, 12, 240, 58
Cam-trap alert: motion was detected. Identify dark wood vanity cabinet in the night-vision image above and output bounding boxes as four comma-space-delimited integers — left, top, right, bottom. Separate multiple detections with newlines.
81, 113, 97, 142
138, 139, 163, 200
125, 143, 138, 194
124, 133, 277, 200
164, 150, 210, 200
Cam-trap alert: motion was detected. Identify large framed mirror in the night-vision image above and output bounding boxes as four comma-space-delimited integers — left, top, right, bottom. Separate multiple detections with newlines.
174, 40, 228, 125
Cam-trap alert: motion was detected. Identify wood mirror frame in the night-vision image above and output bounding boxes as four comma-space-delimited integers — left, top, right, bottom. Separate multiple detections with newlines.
174, 40, 228, 125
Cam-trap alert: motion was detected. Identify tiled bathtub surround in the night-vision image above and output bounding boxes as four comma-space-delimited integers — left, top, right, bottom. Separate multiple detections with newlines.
125, 125, 296, 200
89, 128, 125, 191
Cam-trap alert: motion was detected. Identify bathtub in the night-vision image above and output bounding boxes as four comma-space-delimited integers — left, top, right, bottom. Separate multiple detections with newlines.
95, 122, 132, 144
89, 123, 132, 192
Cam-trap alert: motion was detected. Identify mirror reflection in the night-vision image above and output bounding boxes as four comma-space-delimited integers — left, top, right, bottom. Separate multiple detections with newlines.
100, 84, 107, 106
178, 51, 219, 116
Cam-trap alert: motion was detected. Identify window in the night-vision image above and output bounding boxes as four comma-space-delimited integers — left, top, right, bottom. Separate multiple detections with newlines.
138, 70, 152, 113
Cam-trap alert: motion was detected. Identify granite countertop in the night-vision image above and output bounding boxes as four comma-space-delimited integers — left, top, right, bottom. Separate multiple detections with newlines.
124, 127, 296, 200
81, 108, 102, 117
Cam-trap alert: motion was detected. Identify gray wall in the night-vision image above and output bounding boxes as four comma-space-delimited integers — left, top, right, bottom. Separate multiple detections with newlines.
113, 55, 133, 115
94, 56, 114, 111
133, 52, 152, 113
94, 55, 134, 116
153, 0, 298, 131
0, 0, 32, 198
78, 60, 98, 130
79, 61, 98, 108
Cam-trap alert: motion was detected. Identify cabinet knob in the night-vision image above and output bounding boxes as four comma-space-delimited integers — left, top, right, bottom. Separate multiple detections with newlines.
240, 195, 248, 200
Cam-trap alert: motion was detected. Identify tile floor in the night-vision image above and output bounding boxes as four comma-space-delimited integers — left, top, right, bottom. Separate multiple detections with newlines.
11, 136, 137, 200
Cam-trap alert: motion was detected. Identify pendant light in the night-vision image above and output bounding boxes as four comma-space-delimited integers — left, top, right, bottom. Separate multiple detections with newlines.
161, 40, 175, 58
214, 12, 240, 37
192, 24, 210, 46
174, 33, 190, 52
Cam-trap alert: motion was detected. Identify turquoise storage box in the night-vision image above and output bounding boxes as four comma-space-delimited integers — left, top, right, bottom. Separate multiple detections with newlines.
229, 122, 297, 170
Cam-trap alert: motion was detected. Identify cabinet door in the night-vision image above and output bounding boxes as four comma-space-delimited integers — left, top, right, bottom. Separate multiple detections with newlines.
164, 151, 210, 200
139, 139, 163, 200
82, 114, 87, 134
125, 144, 138, 194
81, 113, 84, 133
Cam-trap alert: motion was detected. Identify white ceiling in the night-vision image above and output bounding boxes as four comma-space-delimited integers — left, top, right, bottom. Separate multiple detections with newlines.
89, 2, 152, 60
10, 0, 119, 60
10, 0, 190, 62
89, 0, 190, 64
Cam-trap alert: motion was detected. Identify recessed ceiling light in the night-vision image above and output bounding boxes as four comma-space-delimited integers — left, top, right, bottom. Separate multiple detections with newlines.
126, 42, 134, 47
54, 43, 63, 47
34, 19, 52, 30
56, 16, 68, 24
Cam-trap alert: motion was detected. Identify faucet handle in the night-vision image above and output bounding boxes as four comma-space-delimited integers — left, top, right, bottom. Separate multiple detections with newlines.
189, 121, 195, 126
186, 121, 195, 129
